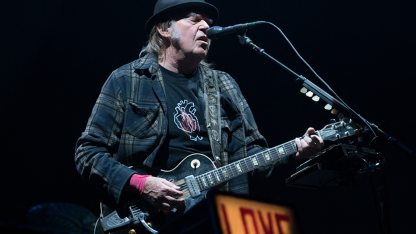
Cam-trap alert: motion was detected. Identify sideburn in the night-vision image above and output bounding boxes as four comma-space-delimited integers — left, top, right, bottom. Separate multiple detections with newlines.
168, 23, 182, 49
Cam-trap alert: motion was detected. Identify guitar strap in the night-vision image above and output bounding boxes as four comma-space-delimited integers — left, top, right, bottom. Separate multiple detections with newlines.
202, 68, 227, 169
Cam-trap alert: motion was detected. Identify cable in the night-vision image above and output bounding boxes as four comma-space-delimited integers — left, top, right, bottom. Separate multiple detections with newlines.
93, 217, 100, 234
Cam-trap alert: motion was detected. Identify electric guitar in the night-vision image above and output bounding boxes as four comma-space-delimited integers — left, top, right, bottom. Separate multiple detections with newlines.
100, 119, 361, 233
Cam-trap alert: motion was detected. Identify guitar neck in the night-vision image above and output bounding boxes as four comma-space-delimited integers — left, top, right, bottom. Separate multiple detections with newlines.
195, 139, 298, 191
100, 119, 361, 233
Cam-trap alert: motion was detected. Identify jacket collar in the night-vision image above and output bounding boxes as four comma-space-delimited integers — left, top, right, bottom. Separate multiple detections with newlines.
132, 52, 159, 77
133, 51, 211, 78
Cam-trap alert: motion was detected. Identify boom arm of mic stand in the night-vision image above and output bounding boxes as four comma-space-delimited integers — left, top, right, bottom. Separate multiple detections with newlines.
238, 35, 352, 118
238, 34, 415, 157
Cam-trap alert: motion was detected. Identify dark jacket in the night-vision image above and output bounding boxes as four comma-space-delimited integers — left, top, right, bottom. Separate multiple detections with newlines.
74, 52, 268, 208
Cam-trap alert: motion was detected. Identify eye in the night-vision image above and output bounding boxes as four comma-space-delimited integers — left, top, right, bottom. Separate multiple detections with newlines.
186, 14, 212, 25
187, 16, 199, 23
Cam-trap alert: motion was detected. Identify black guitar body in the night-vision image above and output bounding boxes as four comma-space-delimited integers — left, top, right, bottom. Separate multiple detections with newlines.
100, 119, 361, 233
101, 154, 218, 233
158, 153, 218, 213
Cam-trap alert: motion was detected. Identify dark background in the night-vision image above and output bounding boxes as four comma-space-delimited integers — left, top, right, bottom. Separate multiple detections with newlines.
2, 0, 414, 233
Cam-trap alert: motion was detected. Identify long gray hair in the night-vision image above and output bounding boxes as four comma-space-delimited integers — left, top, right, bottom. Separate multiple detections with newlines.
139, 20, 173, 59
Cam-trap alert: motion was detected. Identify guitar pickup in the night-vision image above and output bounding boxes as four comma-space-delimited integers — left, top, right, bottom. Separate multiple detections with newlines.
184, 175, 201, 198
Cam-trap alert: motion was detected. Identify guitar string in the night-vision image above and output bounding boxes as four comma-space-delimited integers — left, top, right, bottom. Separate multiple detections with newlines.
178, 141, 298, 196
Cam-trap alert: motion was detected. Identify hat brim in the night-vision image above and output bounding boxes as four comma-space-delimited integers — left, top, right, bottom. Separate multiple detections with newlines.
145, 2, 219, 33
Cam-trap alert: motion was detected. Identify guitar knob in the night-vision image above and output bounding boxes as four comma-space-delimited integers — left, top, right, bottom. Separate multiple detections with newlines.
128, 229, 137, 234
191, 159, 201, 169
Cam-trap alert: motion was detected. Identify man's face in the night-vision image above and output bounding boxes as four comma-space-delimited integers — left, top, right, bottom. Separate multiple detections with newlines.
169, 12, 213, 59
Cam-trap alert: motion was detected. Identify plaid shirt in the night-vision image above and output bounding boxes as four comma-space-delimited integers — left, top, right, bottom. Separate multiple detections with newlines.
74, 52, 268, 206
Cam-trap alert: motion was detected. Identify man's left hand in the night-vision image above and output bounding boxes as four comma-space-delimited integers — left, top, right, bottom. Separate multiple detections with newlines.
294, 127, 324, 159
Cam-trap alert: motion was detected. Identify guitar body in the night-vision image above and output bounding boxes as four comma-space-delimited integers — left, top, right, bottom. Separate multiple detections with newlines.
101, 153, 218, 233
159, 153, 218, 212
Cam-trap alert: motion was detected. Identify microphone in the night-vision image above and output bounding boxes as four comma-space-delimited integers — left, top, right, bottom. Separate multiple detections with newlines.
206, 21, 263, 39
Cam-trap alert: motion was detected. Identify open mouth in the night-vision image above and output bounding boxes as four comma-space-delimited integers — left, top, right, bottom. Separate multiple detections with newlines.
196, 35, 209, 43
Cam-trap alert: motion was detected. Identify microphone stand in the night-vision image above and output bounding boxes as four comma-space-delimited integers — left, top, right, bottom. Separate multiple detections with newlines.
237, 34, 414, 157
237, 34, 415, 234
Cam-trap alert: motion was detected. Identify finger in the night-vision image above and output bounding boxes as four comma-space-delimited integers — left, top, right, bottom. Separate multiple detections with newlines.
302, 135, 312, 144
310, 134, 324, 144
298, 137, 310, 149
295, 137, 302, 150
161, 179, 181, 190
158, 200, 184, 214
165, 187, 184, 198
159, 202, 172, 214
160, 180, 183, 196
305, 127, 316, 135
165, 195, 185, 207
309, 135, 323, 147
305, 127, 321, 141
295, 137, 305, 157
298, 133, 312, 148
301, 139, 310, 150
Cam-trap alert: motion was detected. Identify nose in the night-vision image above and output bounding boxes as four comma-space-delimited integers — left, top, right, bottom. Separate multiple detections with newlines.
198, 20, 210, 31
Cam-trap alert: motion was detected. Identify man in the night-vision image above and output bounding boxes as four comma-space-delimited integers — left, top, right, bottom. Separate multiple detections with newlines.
74, 0, 324, 233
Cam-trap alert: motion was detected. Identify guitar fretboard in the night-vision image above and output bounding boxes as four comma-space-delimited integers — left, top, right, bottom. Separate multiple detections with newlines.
195, 140, 298, 191
101, 119, 359, 233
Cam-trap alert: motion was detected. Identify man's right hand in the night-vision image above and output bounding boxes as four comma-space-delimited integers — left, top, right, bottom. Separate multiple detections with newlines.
142, 176, 185, 214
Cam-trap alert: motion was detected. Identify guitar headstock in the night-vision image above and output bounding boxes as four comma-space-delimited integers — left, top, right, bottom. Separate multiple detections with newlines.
319, 118, 362, 142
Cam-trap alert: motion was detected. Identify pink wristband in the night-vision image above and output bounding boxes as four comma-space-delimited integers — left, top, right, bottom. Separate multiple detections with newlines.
129, 174, 150, 193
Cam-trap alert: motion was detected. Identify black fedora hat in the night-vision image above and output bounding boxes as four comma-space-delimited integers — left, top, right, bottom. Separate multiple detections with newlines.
145, 0, 219, 32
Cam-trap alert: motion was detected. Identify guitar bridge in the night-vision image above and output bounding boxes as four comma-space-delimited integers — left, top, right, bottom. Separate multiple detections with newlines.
184, 175, 201, 197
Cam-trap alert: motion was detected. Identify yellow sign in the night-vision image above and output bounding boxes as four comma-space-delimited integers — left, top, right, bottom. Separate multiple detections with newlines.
215, 194, 298, 234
